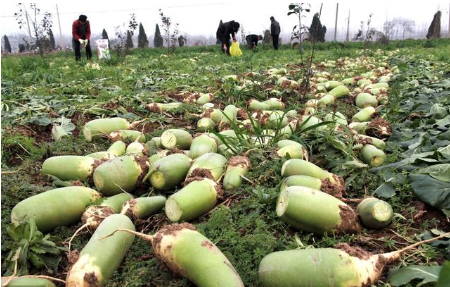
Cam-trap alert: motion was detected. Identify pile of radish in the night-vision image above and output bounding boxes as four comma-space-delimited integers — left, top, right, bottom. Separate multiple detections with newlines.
5, 52, 448, 287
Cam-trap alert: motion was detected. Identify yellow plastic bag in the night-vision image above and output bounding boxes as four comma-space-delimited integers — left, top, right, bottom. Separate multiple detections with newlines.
230, 41, 242, 57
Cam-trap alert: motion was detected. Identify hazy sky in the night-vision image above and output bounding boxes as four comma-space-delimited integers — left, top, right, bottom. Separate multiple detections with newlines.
1, 1, 449, 43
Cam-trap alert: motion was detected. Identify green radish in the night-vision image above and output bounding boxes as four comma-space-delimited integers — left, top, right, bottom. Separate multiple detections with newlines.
187, 152, 227, 181
248, 99, 270, 111
342, 77, 356, 85
161, 129, 193, 150
299, 115, 325, 132
166, 178, 220, 222
197, 117, 216, 131
258, 233, 450, 287
356, 93, 378, 108
328, 85, 349, 97
107, 140, 127, 156
357, 197, 393, 229
352, 106, 376, 122
93, 156, 147, 196
202, 108, 223, 123
218, 144, 235, 157
41, 156, 97, 181
11, 186, 101, 232
125, 141, 146, 156
223, 156, 251, 190
83, 117, 130, 142
264, 98, 285, 110
146, 102, 182, 113
264, 111, 288, 129
121, 196, 167, 219
324, 112, 348, 129
276, 140, 302, 149
104, 223, 244, 287
377, 94, 389, 105
358, 78, 372, 88
349, 121, 370, 134
143, 153, 192, 191
324, 81, 342, 90
148, 150, 168, 164
367, 82, 389, 89
276, 186, 361, 234
86, 151, 116, 160
280, 175, 322, 192
1, 277, 56, 287
317, 94, 335, 106
360, 144, 386, 167
190, 134, 218, 159
356, 135, 386, 150
279, 121, 298, 139
196, 93, 213, 105
285, 110, 298, 118
219, 105, 238, 128
149, 137, 162, 148
66, 214, 135, 287
109, 130, 146, 143
276, 144, 305, 160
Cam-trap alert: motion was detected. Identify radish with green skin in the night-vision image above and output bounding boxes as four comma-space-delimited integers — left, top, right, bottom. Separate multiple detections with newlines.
357, 197, 393, 229
149, 137, 162, 148
125, 141, 146, 156
356, 93, 378, 108
1, 277, 56, 287
11, 187, 101, 232
109, 130, 146, 143
299, 115, 326, 132
356, 135, 386, 150
197, 117, 216, 131
104, 223, 244, 287
161, 129, 193, 150
258, 233, 450, 287
352, 106, 376, 122
41, 156, 97, 181
280, 175, 322, 192
248, 99, 270, 111
196, 93, 213, 105
93, 155, 148, 196
317, 94, 335, 106
324, 81, 342, 90
328, 85, 350, 97
219, 105, 238, 128
324, 112, 348, 129
367, 82, 389, 89
146, 102, 182, 113
143, 153, 192, 191
349, 121, 370, 134
66, 214, 135, 287
276, 144, 305, 160
342, 77, 356, 85
121, 196, 166, 219
86, 151, 116, 160
190, 134, 218, 159
202, 108, 223, 123
166, 178, 220, 222
360, 144, 386, 167
187, 152, 227, 181
223, 156, 251, 190
83, 117, 130, 142
276, 140, 302, 149
107, 140, 126, 156
264, 98, 285, 110
277, 186, 361, 234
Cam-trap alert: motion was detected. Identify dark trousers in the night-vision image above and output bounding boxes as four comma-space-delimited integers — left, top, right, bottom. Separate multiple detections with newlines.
272, 34, 279, 50
73, 39, 92, 61
216, 31, 231, 55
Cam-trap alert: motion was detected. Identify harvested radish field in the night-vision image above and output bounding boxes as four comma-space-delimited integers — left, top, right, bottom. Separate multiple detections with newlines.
1, 40, 450, 287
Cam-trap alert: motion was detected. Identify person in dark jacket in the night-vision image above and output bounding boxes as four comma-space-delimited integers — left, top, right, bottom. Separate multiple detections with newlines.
216, 20, 240, 55
270, 16, 281, 50
72, 14, 92, 61
246, 34, 263, 49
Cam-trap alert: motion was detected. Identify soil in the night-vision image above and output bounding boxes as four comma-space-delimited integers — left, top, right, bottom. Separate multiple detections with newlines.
337, 205, 362, 234
366, 118, 392, 139
228, 156, 251, 168
84, 272, 99, 287
184, 168, 215, 185
334, 242, 373, 260
321, 175, 345, 198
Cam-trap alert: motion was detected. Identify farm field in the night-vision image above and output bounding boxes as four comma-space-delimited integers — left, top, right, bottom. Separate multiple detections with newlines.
1, 39, 450, 287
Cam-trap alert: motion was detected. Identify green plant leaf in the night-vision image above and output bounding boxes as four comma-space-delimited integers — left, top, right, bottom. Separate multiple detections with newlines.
409, 174, 450, 211
373, 182, 396, 198
387, 265, 441, 286
417, 164, 450, 182
436, 261, 450, 287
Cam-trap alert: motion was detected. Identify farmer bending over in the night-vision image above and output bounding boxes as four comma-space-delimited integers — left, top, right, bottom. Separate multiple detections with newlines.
72, 14, 92, 61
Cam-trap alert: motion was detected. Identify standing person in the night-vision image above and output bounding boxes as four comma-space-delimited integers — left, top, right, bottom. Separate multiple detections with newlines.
270, 16, 281, 50
72, 14, 92, 61
245, 34, 263, 49
216, 20, 240, 55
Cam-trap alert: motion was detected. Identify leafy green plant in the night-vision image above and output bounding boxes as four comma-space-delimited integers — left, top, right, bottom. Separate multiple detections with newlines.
2, 219, 65, 276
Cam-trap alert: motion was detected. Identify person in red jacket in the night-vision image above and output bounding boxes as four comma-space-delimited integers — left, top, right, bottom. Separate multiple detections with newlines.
72, 14, 92, 61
